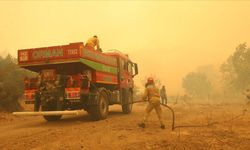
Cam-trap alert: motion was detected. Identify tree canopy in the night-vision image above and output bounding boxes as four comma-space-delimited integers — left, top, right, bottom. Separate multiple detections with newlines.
0, 54, 35, 111
182, 72, 212, 97
220, 43, 250, 92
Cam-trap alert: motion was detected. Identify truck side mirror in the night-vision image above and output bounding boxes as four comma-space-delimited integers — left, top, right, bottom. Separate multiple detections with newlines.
132, 63, 138, 77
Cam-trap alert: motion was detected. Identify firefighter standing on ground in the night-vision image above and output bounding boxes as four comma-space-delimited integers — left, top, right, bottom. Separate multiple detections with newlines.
138, 77, 165, 129
85, 35, 102, 52
160, 85, 167, 105
55, 74, 68, 110
244, 89, 250, 105
34, 72, 43, 111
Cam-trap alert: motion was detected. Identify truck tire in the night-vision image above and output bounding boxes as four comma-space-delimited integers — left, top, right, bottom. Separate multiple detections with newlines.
89, 90, 109, 120
122, 91, 133, 114
42, 102, 62, 121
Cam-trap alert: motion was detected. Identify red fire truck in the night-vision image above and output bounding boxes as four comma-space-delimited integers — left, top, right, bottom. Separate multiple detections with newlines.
14, 42, 138, 121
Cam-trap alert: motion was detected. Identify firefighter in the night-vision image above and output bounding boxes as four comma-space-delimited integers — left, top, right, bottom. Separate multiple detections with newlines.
85, 35, 102, 52
244, 89, 250, 105
55, 73, 68, 110
80, 70, 91, 99
160, 85, 167, 105
34, 72, 43, 111
138, 77, 165, 129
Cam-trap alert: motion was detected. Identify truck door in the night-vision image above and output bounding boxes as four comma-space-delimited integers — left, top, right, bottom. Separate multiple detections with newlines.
119, 58, 133, 89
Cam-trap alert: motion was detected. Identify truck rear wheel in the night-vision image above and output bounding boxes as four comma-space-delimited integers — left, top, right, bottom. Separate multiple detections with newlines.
89, 90, 109, 120
42, 102, 62, 121
43, 115, 62, 121
122, 91, 133, 114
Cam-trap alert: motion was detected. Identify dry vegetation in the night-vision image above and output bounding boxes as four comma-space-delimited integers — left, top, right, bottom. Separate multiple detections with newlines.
0, 99, 250, 150
0, 44, 249, 149
0, 55, 35, 111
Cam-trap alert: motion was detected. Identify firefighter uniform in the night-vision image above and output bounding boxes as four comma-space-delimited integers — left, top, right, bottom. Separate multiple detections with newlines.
34, 73, 42, 111
244, 89, 250, 107
160, 86, 167, 104
85, 35, 101, 52
244, 89, 250, 100
55, 74, 66, 110
139, 78, 165, 129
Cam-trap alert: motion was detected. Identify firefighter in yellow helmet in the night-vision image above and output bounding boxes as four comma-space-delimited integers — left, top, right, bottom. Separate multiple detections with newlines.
85, 35, 102, 52
138, 77, 165, 129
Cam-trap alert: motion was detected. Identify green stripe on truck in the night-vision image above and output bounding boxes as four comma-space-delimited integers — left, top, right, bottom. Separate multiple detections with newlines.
80, 58, 117, 75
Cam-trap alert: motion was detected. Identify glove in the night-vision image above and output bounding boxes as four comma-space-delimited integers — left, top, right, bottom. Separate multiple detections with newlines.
98, 48, 102, 52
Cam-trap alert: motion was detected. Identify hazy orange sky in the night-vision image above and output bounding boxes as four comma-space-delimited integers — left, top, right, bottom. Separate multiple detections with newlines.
0, 1, 250, 94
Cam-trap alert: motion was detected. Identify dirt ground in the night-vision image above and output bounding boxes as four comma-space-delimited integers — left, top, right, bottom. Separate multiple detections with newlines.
0, 101, 250, 150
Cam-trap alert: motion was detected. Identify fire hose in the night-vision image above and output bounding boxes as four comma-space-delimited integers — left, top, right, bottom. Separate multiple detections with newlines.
132, 100, 247, 131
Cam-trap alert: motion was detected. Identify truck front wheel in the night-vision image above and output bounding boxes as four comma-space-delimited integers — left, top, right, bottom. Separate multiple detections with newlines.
122, 91, 133, 114
89, 90, 109, 120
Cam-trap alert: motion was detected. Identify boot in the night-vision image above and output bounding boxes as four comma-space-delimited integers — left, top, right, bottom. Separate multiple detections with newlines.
138, 123, 145, 128
160, 124, 165, 129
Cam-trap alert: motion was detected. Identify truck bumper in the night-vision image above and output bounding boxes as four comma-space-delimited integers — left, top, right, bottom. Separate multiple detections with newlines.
12, 110, 82, 116
25, 100, 35, 104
